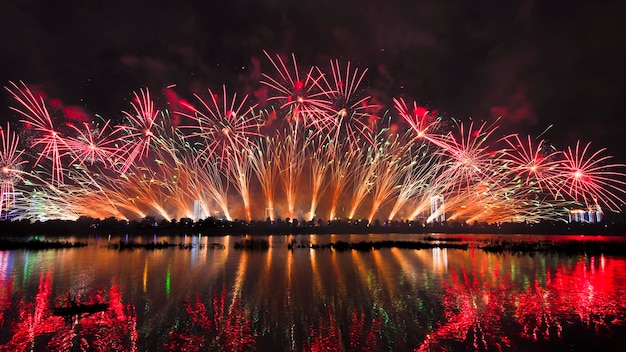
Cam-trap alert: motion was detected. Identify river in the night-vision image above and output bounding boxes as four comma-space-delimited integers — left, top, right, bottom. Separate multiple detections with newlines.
1, 233, 626, 351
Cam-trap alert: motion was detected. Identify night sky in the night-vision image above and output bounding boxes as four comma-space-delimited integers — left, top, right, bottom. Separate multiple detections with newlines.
1, 0, 625, 159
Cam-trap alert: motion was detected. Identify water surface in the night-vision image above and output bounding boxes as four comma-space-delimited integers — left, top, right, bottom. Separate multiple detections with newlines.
1, 233, 626, 351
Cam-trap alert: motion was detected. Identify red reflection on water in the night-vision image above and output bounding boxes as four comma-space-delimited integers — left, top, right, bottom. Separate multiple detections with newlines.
0, 274, 137, 351
0, 272, 65, 351
516, 274, 563, 341
417, 267, 512, 351
304, 309, 380, 352
164, 285, 256, 351
0, 251, 11, 327
418, 255, 626, 350
516, 256, 626, 341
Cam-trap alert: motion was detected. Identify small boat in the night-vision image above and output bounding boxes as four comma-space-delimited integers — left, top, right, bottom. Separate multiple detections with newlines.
53, 302, 109, 317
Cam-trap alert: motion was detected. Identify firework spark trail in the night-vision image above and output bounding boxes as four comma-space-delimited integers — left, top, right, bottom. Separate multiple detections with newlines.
75, 168, 149, 219
0, 123, 28, 216
326, 138, 356, 221
227, 147, 255, 221
275, 126, 308, 219
366, 133, 408, 223
410, 194, 442, 222
395, 100, 523, 221
396, 99, 516, 222
249, 136, 279, 221
319, 85, 377, 220
435, 120, 503, 199
64, 122, 195, 221
347, 145, 377, 220
148, 127, 198, 220
178, 86, 263, 221
11, 179, 80, 221
307, 133, 331, 221
152, 115, 224, 220
128, 167, 173, 220
62, 165, 134, 220
193, 159, 232, 221
490, 155, 568, 223
387, 145, 443, 221
6, 81, 68, 186
14, 161, 135, 221
151, 124, 231, 220
178, 86, 263, 166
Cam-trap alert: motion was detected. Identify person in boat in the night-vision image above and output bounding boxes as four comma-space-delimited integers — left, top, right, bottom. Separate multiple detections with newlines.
67, 293, 77, 307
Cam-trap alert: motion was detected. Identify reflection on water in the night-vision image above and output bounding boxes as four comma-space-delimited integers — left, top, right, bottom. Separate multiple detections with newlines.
0, 268, 136, 351
1, 234, 626, 351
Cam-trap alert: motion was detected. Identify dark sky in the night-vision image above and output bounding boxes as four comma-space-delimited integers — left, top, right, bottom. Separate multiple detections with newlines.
1, 0, 625, 159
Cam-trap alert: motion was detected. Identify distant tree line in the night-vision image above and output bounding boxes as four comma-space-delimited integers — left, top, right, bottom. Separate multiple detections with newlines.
1, 212, 625, 237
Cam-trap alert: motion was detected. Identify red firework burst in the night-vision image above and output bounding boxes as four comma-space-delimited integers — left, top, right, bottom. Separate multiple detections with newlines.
112, 88, 160, 174
556, 141, 626, 210
1, 123, 28, 215
436, 120, 503, 197
261, 51, 335, 131
177, 85, 263, 166
502, 134, 561, 195
394, 98, 447, 149
63, 120, 118, 167
320, 60, 379, 147
5, 81, 67, 186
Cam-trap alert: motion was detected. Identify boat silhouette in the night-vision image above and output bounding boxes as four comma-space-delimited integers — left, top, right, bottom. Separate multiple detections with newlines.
53, 302, 109, 317
53, 294, 109, 317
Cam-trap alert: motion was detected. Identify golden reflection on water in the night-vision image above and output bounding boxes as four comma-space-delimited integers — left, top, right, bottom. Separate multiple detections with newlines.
350, 250, 377, 303
431, 247, 448, 272
232, 249, 247, 294
309, 246, 323, 300
143, 258, 148, 293
371, 249, 397, 301
389, 247, 421, 286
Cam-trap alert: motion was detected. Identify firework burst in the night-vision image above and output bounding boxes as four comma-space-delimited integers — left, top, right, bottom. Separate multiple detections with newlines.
435, 119, 503, 200
502, 134, 561, 195
113, 88, 160, 174
5, 81, 67, 186
321, 60, 379, 147
63, 120, 118, 167
178, 85, 263, 166
557, 141, 626, 211
261, 51, 334, 132
0, 123, 28, 216
2, 54, 626, 224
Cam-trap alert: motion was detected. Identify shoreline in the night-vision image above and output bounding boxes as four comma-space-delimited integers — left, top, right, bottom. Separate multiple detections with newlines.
3, 235, 626, 257
1, 216, 626, 238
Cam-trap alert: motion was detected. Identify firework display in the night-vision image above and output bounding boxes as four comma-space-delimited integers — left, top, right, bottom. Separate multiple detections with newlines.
1, 53, 625, 224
